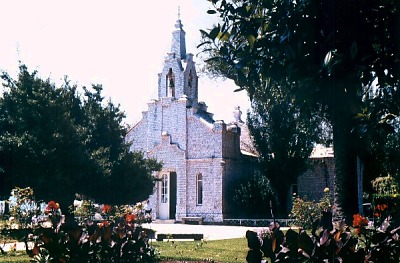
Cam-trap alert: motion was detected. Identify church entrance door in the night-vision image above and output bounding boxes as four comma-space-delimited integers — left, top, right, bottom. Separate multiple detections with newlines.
158, 172, 176, 220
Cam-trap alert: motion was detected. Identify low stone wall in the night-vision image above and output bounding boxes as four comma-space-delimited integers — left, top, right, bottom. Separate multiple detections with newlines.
223, 218, 295, 227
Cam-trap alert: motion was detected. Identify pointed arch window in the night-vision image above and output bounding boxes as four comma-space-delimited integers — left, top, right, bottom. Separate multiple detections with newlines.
166, 68, 175, 97
187, 70, 193, 95
197, 173, 203, 205
188, 70, 193, 87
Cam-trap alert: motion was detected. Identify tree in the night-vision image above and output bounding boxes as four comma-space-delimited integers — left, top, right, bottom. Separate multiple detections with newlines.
199, 0, 400, 216
0, 65, 161, 209
247, 80, 327, 215
233, 170, 275, 218
382, 128, 400, 181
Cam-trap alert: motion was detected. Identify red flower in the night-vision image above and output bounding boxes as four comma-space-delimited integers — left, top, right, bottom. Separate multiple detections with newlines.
353, 214, 369, 236
45, 201, 60, 213
375, 204, 388, 212
98, 220, 110, 228
125, 214, 136, 223
374, 204, 388, 218
353, 214, 369, 230
48, 201, 59, 209
102, 205, 112, 214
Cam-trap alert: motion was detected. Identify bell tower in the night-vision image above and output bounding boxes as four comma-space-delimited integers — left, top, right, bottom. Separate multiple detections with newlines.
157, 13, 199, 106
171, 17, 186, 61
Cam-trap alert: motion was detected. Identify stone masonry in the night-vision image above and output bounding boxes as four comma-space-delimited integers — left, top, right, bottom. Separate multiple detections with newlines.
126, 18, 337, 222
125, 18, 251, 222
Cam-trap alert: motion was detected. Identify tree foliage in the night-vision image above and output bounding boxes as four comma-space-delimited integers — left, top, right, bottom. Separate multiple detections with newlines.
0, 65, 161, 208
233, 171, 276, 218
382, 126, 400, 180
200, 0, 400, 216
247, 80, 328, 215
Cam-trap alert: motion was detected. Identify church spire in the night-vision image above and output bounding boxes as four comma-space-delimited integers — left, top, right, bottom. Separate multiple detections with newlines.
171, 7, 186, 60
158, 11, 198, 103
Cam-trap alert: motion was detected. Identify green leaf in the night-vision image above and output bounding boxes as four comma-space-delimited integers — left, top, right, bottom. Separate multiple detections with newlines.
323, 50, 334, 66
217, 31, 230, 41
209, 26, 220, 41
247, 34, 256, 48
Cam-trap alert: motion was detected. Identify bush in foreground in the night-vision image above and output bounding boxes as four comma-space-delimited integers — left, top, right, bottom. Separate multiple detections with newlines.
14, 202, 156, 263
246, 211, 400, 262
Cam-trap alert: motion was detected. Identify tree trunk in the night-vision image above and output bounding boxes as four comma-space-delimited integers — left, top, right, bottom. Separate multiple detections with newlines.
332, 109, 359, 220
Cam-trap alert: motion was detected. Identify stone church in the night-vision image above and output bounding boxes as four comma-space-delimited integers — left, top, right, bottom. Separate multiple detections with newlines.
125, 18, 255, 222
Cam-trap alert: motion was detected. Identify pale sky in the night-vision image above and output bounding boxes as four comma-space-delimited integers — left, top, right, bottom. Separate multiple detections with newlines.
0, 0, 250, 125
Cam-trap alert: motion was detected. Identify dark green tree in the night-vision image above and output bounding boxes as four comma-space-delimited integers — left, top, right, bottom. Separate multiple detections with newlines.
0, 65, 161, 209
382, 127, 400, 181
233, 170, 275, 218
199, 0, 400, 216
247, 80, 326, 215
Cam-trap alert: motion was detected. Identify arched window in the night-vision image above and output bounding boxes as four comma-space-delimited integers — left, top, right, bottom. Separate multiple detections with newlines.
166, 68, 175, 97
188, 70, 193, 86
197, 173, 203, 205
187, 70, 193, 96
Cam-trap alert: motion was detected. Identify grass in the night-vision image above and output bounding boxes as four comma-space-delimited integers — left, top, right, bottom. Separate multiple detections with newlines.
0, 252, 30, 263
152, 238, 247, 262
0, 238, 248, 263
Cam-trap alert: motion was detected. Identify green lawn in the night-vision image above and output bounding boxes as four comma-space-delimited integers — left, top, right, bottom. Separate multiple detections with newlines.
0, 238, 248, 263
152, 238, 247, 262
0, 251, 30, 263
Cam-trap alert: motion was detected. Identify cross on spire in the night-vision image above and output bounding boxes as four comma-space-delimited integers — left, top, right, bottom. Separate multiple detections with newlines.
172, 6, 186, 59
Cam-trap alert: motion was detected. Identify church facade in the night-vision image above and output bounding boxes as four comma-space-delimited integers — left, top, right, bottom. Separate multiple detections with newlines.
126, 19, 254, 222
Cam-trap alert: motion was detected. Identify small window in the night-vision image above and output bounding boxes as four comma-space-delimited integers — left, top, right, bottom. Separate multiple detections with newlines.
197, 173, 203, 205
161, 174, 168, 203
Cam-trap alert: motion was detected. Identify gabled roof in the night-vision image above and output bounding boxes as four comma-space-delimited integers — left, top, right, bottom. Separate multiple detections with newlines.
310, 144, 334, 158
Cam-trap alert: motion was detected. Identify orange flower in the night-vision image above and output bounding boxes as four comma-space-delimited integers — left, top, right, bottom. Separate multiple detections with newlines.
125, 214, 136, 223
353, 214, 368, 228
375, 204, 388, 212
374, 204, 388, 218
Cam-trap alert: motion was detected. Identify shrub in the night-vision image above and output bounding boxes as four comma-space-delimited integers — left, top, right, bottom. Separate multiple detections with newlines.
246, 212, 400, 262
6, 187, 40, 228
71, 200, 152, 226
371, 175, 400, 227
26, 210, 156, 262
372, 175, 399, 196
233, 171, 276, 218
289, 188, 332, 229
